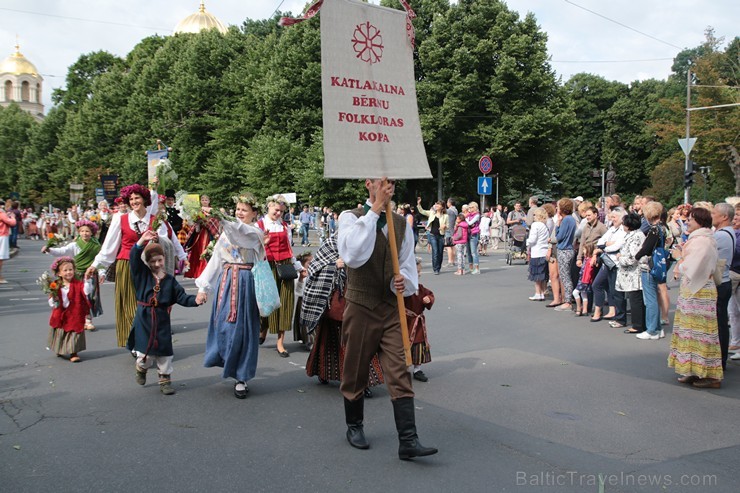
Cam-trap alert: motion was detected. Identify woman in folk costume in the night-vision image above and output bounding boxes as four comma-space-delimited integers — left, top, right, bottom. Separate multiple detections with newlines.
195, 193, 265, 399
47, 256, 92, 363
301, 233, 383, 397
184, 194, 220, 279
43, 219, 102, 330
404, 257, 434, 382
86, 184, 159, 348
257, 196, 305, 357
152, 195, 188, 276
668, 207, 723, 388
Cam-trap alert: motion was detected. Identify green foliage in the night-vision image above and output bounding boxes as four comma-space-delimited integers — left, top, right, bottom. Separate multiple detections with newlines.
0, 103, 36, 196
2, 3, 735, 214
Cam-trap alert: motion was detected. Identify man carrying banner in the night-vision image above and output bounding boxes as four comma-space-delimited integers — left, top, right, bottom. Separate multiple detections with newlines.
337, 177, 437, 460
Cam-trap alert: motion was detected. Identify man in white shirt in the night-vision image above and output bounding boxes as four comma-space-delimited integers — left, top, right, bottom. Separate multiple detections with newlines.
337, 178, 437, 460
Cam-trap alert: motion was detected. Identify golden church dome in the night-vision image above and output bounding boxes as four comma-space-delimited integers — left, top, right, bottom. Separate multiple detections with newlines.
0, 44, 41, 77
174, 1, 228, 34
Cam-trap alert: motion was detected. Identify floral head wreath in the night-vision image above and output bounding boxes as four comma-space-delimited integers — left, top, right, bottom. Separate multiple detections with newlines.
51, 256, 75, 273
232, 192, 262, 213
119, 184, 152, 207
266, 194, 289, 209
75, 219, 99, 235
114, 197, 124, 205
158, 194, 166, 203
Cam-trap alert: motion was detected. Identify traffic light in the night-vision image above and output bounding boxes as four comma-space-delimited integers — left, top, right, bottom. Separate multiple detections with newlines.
684, 160, 696, 188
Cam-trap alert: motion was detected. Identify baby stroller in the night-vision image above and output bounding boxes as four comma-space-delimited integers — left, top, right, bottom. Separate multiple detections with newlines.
506, 223, 528, 265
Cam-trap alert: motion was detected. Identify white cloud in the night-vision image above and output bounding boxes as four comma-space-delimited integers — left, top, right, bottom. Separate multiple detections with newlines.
1, 0, 737, 111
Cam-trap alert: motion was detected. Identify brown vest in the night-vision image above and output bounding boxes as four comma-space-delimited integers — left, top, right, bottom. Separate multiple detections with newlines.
345, 208, 406, 310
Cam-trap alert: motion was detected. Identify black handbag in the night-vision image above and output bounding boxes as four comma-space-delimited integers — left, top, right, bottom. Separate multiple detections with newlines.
600, 253, 617, 271
276, 263, 298, 281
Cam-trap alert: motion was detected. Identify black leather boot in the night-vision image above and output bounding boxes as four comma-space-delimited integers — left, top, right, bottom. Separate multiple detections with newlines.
392, 397, 438, 460
344, 397, 369, 449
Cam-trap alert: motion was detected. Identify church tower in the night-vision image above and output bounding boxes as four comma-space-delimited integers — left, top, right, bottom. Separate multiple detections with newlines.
0, 42, 44, 120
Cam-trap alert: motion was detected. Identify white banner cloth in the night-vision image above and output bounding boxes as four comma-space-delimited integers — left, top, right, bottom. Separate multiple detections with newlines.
321, 0, 430, 179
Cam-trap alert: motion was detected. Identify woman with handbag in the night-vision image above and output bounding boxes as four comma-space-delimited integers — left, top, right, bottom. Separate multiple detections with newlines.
615, 213, 647, 334
591, 208, 627, 324
416, 198, 447, 275
301, 234, 383, 395
195, 193, 265, 399
668, 207, 723, 388
258, 196, 304, 357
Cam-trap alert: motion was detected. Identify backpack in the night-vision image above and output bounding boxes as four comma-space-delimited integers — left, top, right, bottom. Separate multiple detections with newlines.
649, 227, 668, 283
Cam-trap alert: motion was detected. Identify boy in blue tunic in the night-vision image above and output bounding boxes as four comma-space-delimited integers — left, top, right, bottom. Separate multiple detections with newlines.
129, 230, 204, 394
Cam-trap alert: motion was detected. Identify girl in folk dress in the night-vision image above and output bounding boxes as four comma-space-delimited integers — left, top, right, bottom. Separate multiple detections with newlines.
43, 219, 102, 330
404, 257, 434, 382
47, 257, 92, 363
184, 195, 220, 279
195, 194, 265, 399
128, 231, 202, 395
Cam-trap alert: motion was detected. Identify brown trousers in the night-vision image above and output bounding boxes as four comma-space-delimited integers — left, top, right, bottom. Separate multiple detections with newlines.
340, 300, 414, 401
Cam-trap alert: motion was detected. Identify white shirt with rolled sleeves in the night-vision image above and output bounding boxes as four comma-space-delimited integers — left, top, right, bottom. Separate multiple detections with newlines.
337, 202, 418, 297
90, 194, 159, 276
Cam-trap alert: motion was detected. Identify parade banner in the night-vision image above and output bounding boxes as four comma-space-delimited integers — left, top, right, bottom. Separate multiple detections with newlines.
146, 149, 169, 184
100, 175, 118, 203
320, 0, 430, 179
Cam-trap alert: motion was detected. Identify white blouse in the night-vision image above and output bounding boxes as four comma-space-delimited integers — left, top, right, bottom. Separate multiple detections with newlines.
195, 221, 265, 294
49, 279, 93, 308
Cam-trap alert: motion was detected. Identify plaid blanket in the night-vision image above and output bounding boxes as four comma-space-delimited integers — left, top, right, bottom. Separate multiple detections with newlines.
300, 234, 346, 333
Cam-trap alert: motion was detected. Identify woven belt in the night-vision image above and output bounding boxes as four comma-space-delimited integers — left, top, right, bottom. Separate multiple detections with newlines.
218, 263, 253, 323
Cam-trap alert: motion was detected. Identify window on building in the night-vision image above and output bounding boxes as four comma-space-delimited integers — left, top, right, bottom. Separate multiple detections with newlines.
21, 81, 30, 101
3, 80, 11, 102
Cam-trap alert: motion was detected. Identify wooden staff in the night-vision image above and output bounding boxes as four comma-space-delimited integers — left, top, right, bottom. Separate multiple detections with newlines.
384, 198, 412, 366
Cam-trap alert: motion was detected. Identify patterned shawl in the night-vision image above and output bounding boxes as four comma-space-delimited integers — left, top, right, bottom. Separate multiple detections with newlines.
680, 227, 717, 295
300, 234, 346, 334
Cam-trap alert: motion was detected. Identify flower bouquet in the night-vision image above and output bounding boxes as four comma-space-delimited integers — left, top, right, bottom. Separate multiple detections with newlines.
200, 238, 217, 262
45, 233, 66, 250
37, 271, 61, 308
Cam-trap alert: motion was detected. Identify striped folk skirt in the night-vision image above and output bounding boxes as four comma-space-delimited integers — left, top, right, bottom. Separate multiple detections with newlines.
305, 316, 384, 387
48, 328, 86, 355
667, 280, 723, 380
261, 259, 295, 334
114, 260, 137, 347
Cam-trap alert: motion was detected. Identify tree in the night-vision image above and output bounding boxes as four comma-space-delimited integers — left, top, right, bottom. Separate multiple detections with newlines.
415, 0, 569, 202
556, 74, 628, 196
0, 103, 36, 195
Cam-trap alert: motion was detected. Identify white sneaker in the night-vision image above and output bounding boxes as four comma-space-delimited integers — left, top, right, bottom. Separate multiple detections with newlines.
731, 352, 740, 360
528, 294, 543, 301
636, 332, 659, 340
659, 329, 665, 339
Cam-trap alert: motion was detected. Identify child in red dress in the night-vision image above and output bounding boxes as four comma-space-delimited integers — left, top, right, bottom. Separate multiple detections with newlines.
404, 257, 434, 382
47, 257, 92, 363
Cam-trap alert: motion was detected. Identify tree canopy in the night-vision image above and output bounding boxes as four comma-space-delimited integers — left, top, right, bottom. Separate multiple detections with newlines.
1, 2, 737, 211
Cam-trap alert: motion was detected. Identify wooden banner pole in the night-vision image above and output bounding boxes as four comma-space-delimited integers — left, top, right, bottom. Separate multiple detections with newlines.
384, 198, 412, 366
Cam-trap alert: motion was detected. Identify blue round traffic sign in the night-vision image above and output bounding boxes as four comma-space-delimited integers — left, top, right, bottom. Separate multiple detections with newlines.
479, 155, 493, 174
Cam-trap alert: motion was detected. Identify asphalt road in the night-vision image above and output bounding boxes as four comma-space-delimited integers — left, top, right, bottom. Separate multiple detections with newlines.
1, 238, 738, 493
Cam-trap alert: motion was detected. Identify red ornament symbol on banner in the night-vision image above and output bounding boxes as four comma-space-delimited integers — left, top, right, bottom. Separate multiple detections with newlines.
352, 21, 383, 64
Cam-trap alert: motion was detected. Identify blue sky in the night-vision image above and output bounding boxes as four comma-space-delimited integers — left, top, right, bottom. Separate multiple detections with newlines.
1, 0, 737, 112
